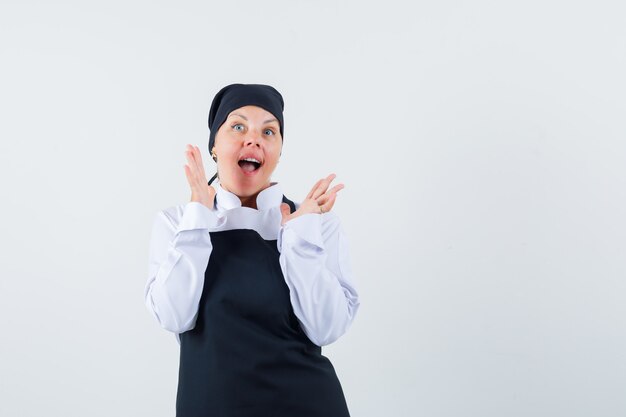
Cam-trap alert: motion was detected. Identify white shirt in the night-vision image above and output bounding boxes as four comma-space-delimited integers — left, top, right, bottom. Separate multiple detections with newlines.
144, 181, 360, 347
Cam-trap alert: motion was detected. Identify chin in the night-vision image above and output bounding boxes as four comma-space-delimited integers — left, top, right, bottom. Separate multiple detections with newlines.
223, 175, 270, 197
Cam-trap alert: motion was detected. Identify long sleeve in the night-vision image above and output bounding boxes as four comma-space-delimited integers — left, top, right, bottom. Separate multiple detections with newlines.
277, 211, 360, 346
144, 202, 224, 335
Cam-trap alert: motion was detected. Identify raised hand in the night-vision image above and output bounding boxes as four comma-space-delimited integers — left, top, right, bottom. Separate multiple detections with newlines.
183, 144, 216, 210
280, 173, 344, 226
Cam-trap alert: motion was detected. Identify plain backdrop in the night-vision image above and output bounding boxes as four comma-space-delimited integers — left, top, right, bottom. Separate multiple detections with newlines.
1, 0, 625, 416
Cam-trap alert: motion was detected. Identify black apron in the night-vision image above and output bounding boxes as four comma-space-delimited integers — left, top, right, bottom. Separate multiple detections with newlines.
176, 196, 351, 417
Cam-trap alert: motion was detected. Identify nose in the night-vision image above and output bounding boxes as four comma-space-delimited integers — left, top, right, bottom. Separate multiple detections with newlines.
244, 130, 262, 147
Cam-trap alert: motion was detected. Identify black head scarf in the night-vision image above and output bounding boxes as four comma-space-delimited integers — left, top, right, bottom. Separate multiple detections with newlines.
207, 83, 285, 185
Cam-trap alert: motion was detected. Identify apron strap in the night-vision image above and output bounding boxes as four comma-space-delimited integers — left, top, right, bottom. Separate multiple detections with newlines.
281, 195, 296, 214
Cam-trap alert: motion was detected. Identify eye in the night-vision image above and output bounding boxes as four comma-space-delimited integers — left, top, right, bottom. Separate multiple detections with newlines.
232, 123, 245, 132
264, 129, 275, 136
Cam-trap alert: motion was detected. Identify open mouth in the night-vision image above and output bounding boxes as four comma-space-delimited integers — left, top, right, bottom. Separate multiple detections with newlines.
238, 157, 262, 173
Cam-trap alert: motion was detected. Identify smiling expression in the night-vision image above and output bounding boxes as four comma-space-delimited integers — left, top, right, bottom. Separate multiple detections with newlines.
212, 105, 283, 204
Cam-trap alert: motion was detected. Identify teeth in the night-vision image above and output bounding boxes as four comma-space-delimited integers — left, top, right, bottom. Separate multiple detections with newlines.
242, 158, 261, 164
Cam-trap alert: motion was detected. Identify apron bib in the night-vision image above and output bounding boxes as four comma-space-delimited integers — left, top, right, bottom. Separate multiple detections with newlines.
175, 197, 351, 417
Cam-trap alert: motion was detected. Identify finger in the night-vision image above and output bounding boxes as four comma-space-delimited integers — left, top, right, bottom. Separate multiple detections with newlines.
193, 146, 204, 171
184, 151, 195, 178
186, 144, 196, 166
323, 183, 344, 198
306, 178, 324, 200
186, 148, 203, 179
184, 164, 195, 188
185, 144, 201, 174
309, 176, 330, 200
280, 203, 291, 225
316, 194, 333, 213
185, 152, 199, 184
187, 154, 204, 187
317, 193, 334, 206
307, 173, 335, 199
311, 173, 336, 200
187, 145, 203, 175
192, 146, 208, 181
320, 193, 338, 213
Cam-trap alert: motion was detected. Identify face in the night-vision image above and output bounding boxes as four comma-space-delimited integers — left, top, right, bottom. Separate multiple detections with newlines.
212, 105, 282, 200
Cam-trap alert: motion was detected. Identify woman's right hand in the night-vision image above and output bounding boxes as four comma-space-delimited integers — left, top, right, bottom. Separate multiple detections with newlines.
184, 144, 216, 210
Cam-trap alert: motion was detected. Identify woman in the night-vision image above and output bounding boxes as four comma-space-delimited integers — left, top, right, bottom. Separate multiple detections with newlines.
144, 83, 360, 416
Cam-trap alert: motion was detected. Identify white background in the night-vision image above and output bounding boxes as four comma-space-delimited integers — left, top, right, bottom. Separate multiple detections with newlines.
1, 1, 625, 416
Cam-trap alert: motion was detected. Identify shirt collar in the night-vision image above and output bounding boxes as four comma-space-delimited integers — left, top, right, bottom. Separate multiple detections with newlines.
215, 181, 284, 211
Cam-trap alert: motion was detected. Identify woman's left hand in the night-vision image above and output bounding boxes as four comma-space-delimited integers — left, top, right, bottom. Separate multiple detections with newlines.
280, 173, 344, 226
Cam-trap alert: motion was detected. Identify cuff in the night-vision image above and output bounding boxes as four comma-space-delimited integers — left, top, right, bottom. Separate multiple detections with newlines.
176, 202, 224, 233
282, 212, 325, 249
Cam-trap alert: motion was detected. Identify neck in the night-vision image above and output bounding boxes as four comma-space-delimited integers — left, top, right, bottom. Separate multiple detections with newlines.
239, 194, 259, 209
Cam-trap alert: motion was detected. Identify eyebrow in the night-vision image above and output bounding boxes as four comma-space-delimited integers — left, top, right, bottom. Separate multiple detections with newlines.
228, 113, 278, 125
